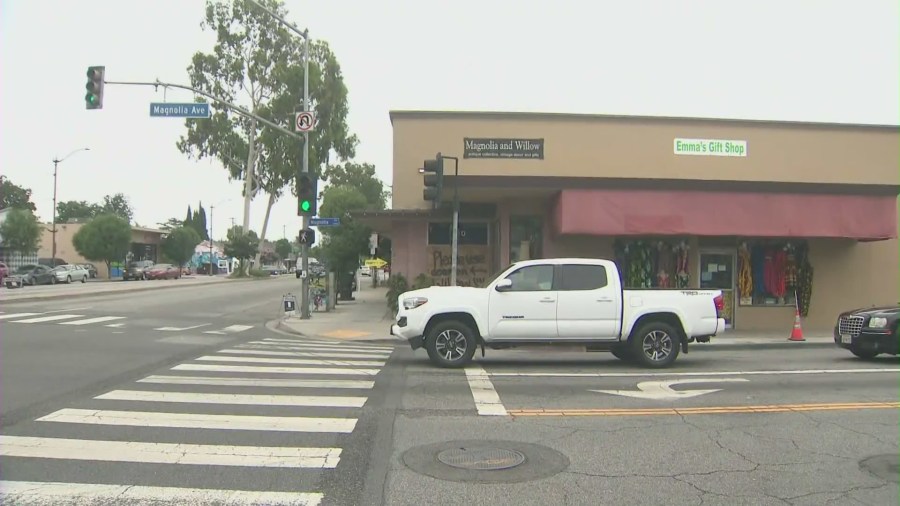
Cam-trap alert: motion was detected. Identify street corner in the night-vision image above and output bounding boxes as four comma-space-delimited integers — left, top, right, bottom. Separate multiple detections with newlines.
269, 316, 401, 346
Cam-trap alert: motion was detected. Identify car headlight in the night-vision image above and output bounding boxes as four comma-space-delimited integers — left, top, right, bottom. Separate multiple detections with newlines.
868, 317, 888, 329
402, 297, 428, 310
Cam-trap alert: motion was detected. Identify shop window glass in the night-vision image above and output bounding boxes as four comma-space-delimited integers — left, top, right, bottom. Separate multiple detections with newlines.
613, 239, 691, 289
428, 222, 489, 246
560, 264, 608, 291
505, 264, 554, 292
510, 216, 543, 262
737, 241, 813, 314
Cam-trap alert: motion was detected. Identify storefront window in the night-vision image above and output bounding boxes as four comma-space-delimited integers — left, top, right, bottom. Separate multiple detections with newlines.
613, 239, 691, 289
737, 240, 813, 315
509, 216, 543, 262
427, 222, 489, 246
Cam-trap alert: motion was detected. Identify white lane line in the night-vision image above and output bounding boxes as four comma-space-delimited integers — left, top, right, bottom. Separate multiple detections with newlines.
222, 324, 254, 333
59, 316, 126, 326
465, 364, 508, 416
0, 481, 323, 506
96, 390, 368, 408
218, 348, 392, 360
137, 375, 375, 389
105, 322, 126, 328
195, 355, 385, 367
487, 368, 900, 378
36, 408, 358, 433
0, 312, 41, 320
154, 324, 211, 331
9, 314, 84, 323
172, 363, 381, 376
203, 330, 227, 335
260, 338, 394, 350
243, 341, 394, 353
0, 436, 340, 469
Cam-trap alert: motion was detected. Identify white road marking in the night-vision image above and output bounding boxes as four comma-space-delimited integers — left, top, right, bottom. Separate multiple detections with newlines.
195, 355, 385, 367
261, 337, 394, 351
105, 322, 126, 328
591, 378, 751, 400
36, 408, 358, 433
221, 324, 254, 332
172, 363, 381, 376
243, 341, 394, 353
0, 481, 323, 506
137, 375, 375, 389
9, 314, 84, 323
487, 368, 900, 378
0, 312, 41, 320
203, 330, 227, 335
96, 390, 368, 407
0, 436, 340, 468
59, 316, 126, 326
154, 323, 211, 331
218, 348, 393, 359
465, 364, 508, 416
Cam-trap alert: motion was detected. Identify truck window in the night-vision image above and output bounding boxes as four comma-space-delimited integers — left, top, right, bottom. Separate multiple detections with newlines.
505, 265, 554, 291
560, 264, 608, 290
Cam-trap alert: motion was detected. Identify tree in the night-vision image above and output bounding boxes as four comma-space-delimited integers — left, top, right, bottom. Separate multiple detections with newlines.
184, 205, 193, 226
223, 225, 260, 275
323, 162, 389, 210
57, 200, 102, 223
318, 185, 371, 278
162, 226, 202, 267
0, 176, 37, 212
100, 193, 134, 223
158, 217, 185, 231
176, 0, 357, 251
197, 203, 209, 240
0, 208, 41, 254
274, 237, 292, 260
72, 214, 132, 274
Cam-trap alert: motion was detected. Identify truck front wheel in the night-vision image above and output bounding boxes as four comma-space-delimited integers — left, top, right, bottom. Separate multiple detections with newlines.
425, 320, 477, 368
630, 322, 680, 368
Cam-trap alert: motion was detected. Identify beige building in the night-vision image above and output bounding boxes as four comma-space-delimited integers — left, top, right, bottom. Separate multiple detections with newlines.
357, 110, 899, 333
39, 222, 167, 279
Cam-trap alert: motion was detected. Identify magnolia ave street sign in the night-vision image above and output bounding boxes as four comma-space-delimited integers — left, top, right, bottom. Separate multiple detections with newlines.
150, 102, 211, 118
590, 378, 749, 400
364, 258, 388, 269
295, 111, 316, 132
309, 217, 339, 227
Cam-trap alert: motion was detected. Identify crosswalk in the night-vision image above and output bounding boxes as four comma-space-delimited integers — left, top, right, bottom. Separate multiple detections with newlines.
0, 311, 257, 334
0, 336, 396, 505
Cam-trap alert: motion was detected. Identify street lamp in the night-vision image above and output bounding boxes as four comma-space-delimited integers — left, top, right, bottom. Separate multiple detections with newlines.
209, 198, 232, 275
51, 147, 90, 265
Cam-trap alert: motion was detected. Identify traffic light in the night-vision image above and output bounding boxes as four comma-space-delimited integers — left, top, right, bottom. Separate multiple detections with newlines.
85, 66, 105, 110
297, 172, 318, 216
422, 153, 444, 208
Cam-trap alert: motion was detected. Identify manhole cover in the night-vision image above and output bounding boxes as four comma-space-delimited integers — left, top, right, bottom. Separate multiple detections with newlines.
437, 447, 526, 470
860, 454, 900, 483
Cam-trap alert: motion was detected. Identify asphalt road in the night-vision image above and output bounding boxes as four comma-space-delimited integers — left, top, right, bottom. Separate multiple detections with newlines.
2, 290, 898, 506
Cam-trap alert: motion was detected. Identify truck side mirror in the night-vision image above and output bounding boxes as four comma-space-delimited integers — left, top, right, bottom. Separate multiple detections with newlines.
495, 278, 513, 292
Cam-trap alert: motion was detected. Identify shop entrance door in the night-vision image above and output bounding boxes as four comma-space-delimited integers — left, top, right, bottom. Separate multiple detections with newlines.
699, 250, 735, 329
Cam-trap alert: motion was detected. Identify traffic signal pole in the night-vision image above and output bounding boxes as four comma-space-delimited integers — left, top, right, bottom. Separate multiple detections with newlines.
441, 156, 461, 286
300, 30, 311, 320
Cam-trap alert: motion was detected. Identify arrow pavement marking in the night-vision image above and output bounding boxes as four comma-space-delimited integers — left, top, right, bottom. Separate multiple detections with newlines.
591, 378, 750, 400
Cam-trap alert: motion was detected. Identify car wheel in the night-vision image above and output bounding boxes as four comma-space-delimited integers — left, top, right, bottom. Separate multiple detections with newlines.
81, 276, 86, 283
66, 276, 72, 283
425, 320, 478, 368
629, 321, 681, 368
850, 347, 880, 360
51, 277, 57, 285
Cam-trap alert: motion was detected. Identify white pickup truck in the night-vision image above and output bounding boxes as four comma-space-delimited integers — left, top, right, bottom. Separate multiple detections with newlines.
390, 258, 726, 368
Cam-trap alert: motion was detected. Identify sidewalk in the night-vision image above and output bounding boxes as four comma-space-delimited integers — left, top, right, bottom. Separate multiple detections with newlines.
276, 284, 397, 343
276, 286, 835, 349
1, 275, 257, 304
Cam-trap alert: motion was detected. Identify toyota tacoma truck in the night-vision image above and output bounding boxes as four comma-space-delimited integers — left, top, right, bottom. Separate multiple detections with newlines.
390, 258, 726, 368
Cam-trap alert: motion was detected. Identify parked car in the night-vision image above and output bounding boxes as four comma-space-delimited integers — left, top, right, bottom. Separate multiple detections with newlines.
51, 264, 89, 284
78, 263, 98, 279
391, 257, 725, 369
145, 263, 182, 280
834, 305, 900, 359
5, 264, 55, 288
360, 265, 372, 277
0, 261, 8, 282
123, 260, 155, 281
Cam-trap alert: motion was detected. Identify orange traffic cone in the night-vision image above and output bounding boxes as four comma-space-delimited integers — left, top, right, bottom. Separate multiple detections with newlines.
789, 295, 805, 342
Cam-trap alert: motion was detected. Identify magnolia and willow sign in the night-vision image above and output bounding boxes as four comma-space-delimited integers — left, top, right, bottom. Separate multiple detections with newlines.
463, 138, 544, 160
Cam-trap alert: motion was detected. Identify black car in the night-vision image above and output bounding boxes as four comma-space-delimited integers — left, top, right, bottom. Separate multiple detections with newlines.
5, 264, 55, 288
834, 305, 899, 359
123, 260, 155, 281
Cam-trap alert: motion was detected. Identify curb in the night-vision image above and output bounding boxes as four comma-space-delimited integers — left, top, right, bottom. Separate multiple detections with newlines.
698, 341, 836, 351
2, 277, 260, 304
270, 317, 401, 346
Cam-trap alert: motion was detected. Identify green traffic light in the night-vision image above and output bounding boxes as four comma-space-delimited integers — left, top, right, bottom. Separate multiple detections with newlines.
86, 94, 97, 104
300, 200, 311, 212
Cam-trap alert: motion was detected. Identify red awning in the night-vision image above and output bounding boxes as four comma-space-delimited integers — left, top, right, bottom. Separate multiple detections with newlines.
552, 189, 898, 240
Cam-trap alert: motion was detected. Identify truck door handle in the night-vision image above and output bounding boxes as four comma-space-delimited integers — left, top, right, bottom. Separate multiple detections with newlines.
597, 298, 613, 302
540, 298, 556, 303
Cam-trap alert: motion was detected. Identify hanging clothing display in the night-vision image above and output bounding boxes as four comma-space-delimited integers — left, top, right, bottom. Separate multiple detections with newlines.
614, 239, 689, 290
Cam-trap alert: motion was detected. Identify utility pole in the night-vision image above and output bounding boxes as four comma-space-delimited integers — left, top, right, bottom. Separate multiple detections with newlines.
51, 148, 90, 265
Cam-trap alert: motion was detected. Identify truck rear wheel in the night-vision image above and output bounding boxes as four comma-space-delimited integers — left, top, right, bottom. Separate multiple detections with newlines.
425, 320, 477, 368
629, 321, 680, 368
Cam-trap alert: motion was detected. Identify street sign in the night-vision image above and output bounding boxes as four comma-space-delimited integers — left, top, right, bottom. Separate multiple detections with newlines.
298, 229, 316, 245
149, 102, 211, 118
309, 217, 340, 227
295, 111, 316, 132
590, 378, 749, 400
364, 258, 388, 269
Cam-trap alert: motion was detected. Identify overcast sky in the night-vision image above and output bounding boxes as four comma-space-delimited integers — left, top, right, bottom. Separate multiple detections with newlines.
1, 0, 897, 242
